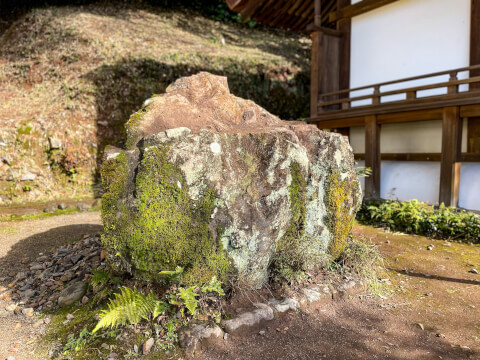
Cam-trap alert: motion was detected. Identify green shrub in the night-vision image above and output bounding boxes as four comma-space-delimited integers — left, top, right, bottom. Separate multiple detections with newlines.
357, 200, 480, 243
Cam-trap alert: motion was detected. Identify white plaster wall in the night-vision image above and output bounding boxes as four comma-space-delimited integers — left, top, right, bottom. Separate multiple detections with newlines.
348, 0, 480, 211
459, 164, 480, 210
350, 121, 477, 209
351, 0, 471, 89
349, 121, 469, 154
380, 162, 440, 203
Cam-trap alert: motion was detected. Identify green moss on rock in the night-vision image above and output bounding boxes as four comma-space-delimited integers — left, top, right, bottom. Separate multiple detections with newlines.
273, 162, 308, 282
101, 145, 229, 286
125, 107, 147, 149
325, 171, 358, 260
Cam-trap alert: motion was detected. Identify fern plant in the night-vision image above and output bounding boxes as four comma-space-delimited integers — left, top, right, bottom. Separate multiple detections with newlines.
201, 276, 225, 296
90, 269, 110, 289
169, 286, 199, 316
159, 266, 184, 282
92, 287, 167, 333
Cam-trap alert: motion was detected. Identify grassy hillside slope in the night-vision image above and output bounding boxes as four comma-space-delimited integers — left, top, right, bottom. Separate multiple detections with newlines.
0, 2, 310, 205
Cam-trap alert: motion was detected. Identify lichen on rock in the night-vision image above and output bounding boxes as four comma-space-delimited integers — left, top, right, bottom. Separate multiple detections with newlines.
100, 72, 362, 288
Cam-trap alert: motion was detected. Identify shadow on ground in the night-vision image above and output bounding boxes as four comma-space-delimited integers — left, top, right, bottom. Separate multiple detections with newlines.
0, 224, 102, 286
389, 268, 480, 286
199, 298, 473, 360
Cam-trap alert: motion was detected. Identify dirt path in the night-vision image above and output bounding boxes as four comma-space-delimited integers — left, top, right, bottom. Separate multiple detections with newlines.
201, 225, 480, 360
353, 224, 480, 356
0, 212, 102, 360
0, 214, 478, 359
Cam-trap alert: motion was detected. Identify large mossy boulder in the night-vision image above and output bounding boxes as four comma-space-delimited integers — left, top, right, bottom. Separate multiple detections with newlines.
101, 72, 362, 288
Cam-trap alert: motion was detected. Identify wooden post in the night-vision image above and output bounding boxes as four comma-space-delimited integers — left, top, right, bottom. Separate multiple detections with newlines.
469, 0, 480, 153
439, 107, 462, 206
364, 115, 381, 199
337, 0, 351, 92
447, 71, 458, 94
310, 0, 322, 118
311, 31, 321, 117
372, 86, 380, 105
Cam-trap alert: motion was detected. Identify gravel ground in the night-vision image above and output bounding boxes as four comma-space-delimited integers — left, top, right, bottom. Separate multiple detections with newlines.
0, 212, 102, 360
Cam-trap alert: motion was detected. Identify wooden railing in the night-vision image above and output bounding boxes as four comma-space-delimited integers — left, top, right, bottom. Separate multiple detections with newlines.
318, 64, 480, 113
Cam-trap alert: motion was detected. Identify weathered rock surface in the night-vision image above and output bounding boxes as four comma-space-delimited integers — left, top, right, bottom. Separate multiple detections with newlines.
58, 281, 87, 307
222, 303, 274, 335
101, 72, 362, 288
268, 297, 299, 313
179, 324, 224, 356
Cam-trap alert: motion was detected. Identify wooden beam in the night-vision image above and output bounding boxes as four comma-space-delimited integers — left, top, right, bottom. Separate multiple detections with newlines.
310, 116, 366, 128
378, 109, 443, 124
462, 152, 480, 162
439, 107, 462, 206
364, 115, 381, 199
312, 93, 480, 122
355, 153, 441, 162
354, 152, 480, 162
329, 0, 398, 22
460, 104, 480, 118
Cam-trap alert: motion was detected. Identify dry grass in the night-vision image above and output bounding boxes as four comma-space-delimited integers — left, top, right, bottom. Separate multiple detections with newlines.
0, 2, 310, 205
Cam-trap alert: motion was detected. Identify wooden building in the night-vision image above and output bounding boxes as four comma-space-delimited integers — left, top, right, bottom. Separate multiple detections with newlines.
226, 0, 480, 211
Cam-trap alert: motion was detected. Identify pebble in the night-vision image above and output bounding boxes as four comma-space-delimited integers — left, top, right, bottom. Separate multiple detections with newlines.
48, 137, 62, 149
302, 287, 324, 303
469, 268, 478, 274
142, 338, 155, 355
76, 203, 91, 212
58, 282, 87, 307
426, 245, 434, 251
21, 308, 34, 317
33, 319, 44, 328
5, 304, 16, 312
43, 204, 57, 213
20, 172, 36, 181
6, 356, 16, 360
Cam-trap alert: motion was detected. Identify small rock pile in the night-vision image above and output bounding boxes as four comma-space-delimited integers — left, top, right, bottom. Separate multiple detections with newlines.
0, 235, 105, 314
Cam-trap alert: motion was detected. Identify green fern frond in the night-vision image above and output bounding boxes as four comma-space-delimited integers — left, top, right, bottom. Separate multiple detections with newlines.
201, 276, 225, 296
159, 266, 184, 282
90, 269, 111, 289
92, 287, 162, 333
179, 287, 199, 316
